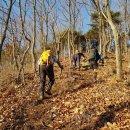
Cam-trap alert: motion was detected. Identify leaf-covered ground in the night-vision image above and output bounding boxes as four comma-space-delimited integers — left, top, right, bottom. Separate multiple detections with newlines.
0, 54, 130, 130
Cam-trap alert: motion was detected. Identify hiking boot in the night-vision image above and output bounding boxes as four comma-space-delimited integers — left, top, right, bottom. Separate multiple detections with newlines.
45, 91, 52, 95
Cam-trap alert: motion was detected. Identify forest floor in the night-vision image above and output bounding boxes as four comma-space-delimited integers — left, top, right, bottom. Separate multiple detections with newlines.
0, 53, 130, 130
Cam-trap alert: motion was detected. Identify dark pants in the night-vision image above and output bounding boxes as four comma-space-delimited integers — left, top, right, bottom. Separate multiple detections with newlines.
39, 64, 55, 96
73, 55, 80, 68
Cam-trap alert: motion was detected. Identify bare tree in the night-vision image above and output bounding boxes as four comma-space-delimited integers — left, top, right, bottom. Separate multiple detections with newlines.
42, 0, 56, 45
124, 0, 128, 53
0, 0, 15, 64
68, 0, 72, 66
17, 0, 31, 83
118, 0, 128, 54
103, 0, 122, 79
91, 0, 122, 79
37, 0, 45, 52
43, 0, 49, 45
10, 19, 19, 71
32, 0, 36, 74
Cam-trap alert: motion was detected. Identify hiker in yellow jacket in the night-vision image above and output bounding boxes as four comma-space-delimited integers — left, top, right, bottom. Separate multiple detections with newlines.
38, 47, 63, 100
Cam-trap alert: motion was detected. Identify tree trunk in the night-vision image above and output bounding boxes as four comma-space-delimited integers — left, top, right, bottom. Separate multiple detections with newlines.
124, 0, 128, 53
0, 0, 13, 63
39, 1, 45, 52
110, 24, 122, 79
104, 0, 122, 79
68, 0, 71, 66
113, 32, 122, 79
71, 31, 75, 55
102, 22, 107, 58
32, 0, 36, 74
98, 12, 103, 54
10, 19, 19, 71
108, 32, 112, 52
18, 0, 31, 82
45, 16, 49, 45
43, 0, 48, 45
51, 22, 57, 57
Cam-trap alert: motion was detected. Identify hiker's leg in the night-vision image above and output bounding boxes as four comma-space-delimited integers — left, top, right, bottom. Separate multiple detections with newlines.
46, 64, 55, 94
74, 59, 77, 67
73, 56, 77, 67
73, 57, 77, 67
77, 57, 80, 70
93, 60, 98, 69
95, 61, 98, 68
102, 59, 104, 64
89, 60, 94, 69
39, 65, 46, 98
92, 64, 94, 70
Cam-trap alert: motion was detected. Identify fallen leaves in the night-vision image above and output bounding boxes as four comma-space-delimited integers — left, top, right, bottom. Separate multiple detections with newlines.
0, 55, 130, 130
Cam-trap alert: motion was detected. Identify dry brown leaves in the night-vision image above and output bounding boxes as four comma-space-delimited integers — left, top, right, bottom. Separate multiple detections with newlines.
0, 55, 130, 130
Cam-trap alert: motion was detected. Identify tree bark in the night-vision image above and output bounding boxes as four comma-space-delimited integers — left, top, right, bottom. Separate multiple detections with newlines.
99, 12, 103, 54
32, 0, 36, 74
0, 0, 13, 63
104, 0, 122, 79
10, 19, 19, 71
39, 0, 45, 52
18, 0, 31, 82
68, 0, 71, 66
102, 21, 107, 58
124, 0, 128, 53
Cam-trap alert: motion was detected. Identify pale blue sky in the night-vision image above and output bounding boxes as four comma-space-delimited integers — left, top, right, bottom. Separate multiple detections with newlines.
0, 0, 129, 42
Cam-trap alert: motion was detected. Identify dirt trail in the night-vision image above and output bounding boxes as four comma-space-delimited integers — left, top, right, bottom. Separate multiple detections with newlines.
0, 55, 130, 130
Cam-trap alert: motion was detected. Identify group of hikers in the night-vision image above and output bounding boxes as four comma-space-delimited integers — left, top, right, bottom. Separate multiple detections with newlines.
38, 46, 104, 100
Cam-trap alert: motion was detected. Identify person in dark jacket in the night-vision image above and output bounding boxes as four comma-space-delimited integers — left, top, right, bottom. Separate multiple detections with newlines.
88, 48, 100, 69
72, 50, 85, 70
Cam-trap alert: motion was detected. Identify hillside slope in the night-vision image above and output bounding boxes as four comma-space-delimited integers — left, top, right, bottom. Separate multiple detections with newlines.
0, 54, 130, 130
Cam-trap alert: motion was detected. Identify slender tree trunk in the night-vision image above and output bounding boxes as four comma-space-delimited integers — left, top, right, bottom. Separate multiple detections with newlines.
114, 32, 122, 79
124, 0, 128, 53
43, 0, 48, 45
40, 22, 45, 52
104, 0, 122, 79
32, 0, 36, 74
71, 0, 76, 55
18, 0, 31, 82
45, 16, 49, 45
108, 32, 112, 52
68, 0, 71, 66
51, 22, 57, 56
71, 31, 75, 55
99, 12, 103, 54
10, 20, 19, 71
0, 0, 13, 63
39, 0, 45, 51
102, 22, 107, 57
64, 45, 66, 60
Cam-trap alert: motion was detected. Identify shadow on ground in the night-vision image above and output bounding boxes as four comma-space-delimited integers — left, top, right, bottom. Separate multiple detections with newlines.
81, 101, 130, 130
